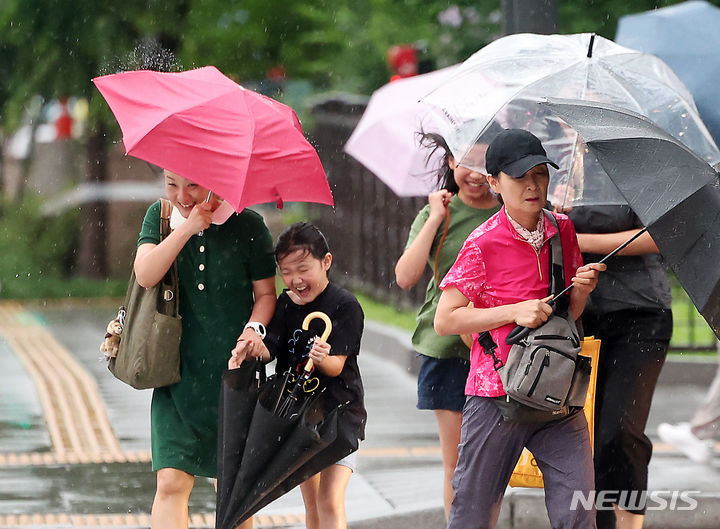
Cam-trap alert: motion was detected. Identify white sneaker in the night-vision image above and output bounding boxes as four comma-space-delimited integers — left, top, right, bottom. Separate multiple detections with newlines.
658, 422, 714, 464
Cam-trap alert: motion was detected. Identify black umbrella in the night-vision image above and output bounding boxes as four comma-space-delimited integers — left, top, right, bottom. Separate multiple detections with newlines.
216, 360, 265, 526
542, 97, 720, 336
216, 313, 358, 529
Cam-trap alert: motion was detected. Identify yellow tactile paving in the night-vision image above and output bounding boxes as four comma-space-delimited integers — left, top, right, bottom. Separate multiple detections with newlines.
0, 301, 125, 463
3, 441, 713, 468
0, 450, 152, 467
0, 512, 304, 527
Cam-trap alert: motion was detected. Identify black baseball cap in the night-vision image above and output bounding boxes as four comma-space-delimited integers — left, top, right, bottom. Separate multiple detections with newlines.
485, 129, 558, 178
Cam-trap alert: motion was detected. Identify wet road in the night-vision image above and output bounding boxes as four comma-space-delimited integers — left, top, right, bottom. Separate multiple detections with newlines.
0, 299, 441, 527
1, 299, 719, 529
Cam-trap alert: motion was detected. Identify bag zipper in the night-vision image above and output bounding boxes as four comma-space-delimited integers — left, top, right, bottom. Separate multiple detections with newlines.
532, 332, 580, 347
525, 346, 542, 375
527, 353, 551, 396
537, 344, 579, 362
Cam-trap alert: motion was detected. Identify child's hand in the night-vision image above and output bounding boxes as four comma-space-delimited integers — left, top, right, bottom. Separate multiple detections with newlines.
571, 263, 606, 296
308, 337, 331, 365
428, 190, 453, 222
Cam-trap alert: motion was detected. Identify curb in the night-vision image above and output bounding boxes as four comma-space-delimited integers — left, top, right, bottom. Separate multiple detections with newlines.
347, 490, 720, 529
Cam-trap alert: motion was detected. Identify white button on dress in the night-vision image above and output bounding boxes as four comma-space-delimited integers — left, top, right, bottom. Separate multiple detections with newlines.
198, 283, 205, 291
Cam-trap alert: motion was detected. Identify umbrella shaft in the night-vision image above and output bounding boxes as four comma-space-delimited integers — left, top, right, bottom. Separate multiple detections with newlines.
550, 226, 649, 305
597, 226, 648, 264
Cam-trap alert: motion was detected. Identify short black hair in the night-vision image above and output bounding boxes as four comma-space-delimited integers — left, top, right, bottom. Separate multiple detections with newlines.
275, 222, 330, 263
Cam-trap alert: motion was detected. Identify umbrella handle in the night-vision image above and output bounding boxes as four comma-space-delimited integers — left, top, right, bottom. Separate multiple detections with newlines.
301, 311, 333, 372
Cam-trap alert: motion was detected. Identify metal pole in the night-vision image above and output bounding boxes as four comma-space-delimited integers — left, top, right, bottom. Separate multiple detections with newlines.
502, 0, 558, 35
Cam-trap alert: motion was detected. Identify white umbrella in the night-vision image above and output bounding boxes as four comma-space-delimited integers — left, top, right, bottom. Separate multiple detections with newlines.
421, 33, 720, 207
344, 65, 459, 197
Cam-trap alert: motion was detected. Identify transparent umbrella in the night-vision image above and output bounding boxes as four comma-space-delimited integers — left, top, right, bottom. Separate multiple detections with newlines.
421, 32, 720, 208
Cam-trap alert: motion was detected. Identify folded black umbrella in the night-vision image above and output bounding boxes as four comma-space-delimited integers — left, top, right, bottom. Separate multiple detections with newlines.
543, 98, 720, 336
216, 360, 265, 525
216, 372, 357, 529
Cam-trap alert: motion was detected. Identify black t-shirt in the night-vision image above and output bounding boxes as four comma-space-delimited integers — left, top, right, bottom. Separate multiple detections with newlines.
265, 283, 366, 439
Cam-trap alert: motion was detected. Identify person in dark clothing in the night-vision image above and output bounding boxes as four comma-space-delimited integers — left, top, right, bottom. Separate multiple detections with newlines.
231, 222, 365, 529
569, 205, 673, 529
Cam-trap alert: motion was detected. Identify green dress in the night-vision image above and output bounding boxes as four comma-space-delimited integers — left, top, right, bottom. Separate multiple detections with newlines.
138, 201, 276, 477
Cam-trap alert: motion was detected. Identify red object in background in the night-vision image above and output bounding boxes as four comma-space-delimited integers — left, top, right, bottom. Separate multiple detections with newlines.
55, 98, 73, 139
266, 65, 286, 81
387, 45, 418, 80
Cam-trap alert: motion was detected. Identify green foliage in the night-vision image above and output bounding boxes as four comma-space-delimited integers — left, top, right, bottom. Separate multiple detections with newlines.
0, 0, 188, 132
559, 0, 720, 38
179, 0, 344, 86
0, 195, 80, 298
324, 0, 502, 93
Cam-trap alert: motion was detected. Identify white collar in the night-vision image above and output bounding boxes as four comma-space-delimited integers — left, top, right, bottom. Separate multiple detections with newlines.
169, 200, 235, 230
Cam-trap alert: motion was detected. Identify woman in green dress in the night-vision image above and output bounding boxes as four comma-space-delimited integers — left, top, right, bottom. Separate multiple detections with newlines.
134, 170, 277, 529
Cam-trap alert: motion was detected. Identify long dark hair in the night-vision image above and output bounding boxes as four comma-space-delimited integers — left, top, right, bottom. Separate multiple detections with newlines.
417, 121, 505, 194
417, 130, 458, 193
275, 222, 330, 263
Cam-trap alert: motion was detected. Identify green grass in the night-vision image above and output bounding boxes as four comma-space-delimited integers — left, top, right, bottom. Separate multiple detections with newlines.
669, 276, 716, 353
1, 277, 128, 300
353, 291, 417, 331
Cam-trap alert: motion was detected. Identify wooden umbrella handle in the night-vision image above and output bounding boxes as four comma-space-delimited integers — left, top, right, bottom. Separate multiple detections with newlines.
301, 311, 333, 371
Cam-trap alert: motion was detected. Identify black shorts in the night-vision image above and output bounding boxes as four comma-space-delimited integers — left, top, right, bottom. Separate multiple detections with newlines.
416, 355, 469, 412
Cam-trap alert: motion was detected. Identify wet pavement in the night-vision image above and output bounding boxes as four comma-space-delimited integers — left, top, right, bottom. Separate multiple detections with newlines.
0, 299, 718, 528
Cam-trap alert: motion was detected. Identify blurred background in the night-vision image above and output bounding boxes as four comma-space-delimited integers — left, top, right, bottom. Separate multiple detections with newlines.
0, 0, 716, 353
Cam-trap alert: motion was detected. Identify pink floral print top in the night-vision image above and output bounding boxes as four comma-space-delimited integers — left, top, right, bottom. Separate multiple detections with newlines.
439, 207, 584, 397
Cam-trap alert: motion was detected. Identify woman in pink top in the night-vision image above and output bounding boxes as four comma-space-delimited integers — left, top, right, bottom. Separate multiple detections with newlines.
435, 129, 605, 529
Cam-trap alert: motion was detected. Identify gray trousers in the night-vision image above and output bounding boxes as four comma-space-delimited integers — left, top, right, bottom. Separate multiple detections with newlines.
447, 396, 596, 529
691, 348, 720, 440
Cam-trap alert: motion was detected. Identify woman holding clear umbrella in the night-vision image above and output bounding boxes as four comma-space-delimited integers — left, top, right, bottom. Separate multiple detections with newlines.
395, 130, 499, 519
569, 205, 672, 529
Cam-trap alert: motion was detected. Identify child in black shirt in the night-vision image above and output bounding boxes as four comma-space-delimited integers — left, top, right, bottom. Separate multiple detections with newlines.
230, 222, 365, 529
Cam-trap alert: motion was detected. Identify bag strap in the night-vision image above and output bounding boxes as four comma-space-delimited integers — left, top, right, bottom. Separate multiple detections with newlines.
543, 210, 569, 315
433, 208, 451, 285
157, 198, 179, 308
159, 198, 173, 240
543, 210, 562, 296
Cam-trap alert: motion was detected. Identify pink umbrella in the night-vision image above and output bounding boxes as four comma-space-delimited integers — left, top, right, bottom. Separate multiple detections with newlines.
93, 66, 333, 211
343, 65, 458, 197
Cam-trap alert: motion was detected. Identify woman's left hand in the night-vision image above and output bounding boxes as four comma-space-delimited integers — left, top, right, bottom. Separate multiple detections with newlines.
308, 338, 331, 365
571, 262, 607, 296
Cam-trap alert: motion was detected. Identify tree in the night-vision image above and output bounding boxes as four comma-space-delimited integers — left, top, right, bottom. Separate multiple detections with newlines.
0, 0, 188, 277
